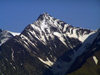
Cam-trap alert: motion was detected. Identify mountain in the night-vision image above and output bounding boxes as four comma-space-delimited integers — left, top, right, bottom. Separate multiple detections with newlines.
0, 13, 100, 75
0, 29, 20, 46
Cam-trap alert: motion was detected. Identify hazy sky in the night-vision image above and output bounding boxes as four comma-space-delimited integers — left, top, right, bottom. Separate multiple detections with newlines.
0, 0, 100, 32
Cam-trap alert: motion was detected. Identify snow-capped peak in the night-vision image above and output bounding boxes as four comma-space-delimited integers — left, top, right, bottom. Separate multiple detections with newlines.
23, 13, 95, 44
0, 30, 20, 46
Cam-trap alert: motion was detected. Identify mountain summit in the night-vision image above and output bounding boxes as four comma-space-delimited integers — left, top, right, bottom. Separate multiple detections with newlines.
0, 13, 100, 75
37, 12, 51, 20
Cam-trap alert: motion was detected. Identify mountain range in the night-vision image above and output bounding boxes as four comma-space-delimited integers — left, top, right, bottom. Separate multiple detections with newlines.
0, 13, 100, 75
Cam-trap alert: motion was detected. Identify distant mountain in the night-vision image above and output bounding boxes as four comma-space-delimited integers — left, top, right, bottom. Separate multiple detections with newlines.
0, 29, 20, 46
0, 13, 100, 75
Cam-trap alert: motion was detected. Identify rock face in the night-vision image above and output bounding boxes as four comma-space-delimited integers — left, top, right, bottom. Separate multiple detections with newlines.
0, 13, 100, 75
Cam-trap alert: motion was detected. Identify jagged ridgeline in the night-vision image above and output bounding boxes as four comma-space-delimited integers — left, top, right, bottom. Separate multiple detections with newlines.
0, 13, 100, 75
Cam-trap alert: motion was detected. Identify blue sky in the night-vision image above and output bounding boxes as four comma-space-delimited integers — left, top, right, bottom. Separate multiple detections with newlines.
0, 0, 100, 32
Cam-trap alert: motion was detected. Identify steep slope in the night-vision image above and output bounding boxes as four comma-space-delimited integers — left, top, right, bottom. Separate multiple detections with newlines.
68, 29, 100, 75
51, 29, 100, 75
0, 13, 100, 75
0, 29, 20, 46
68, 51, 100, 75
